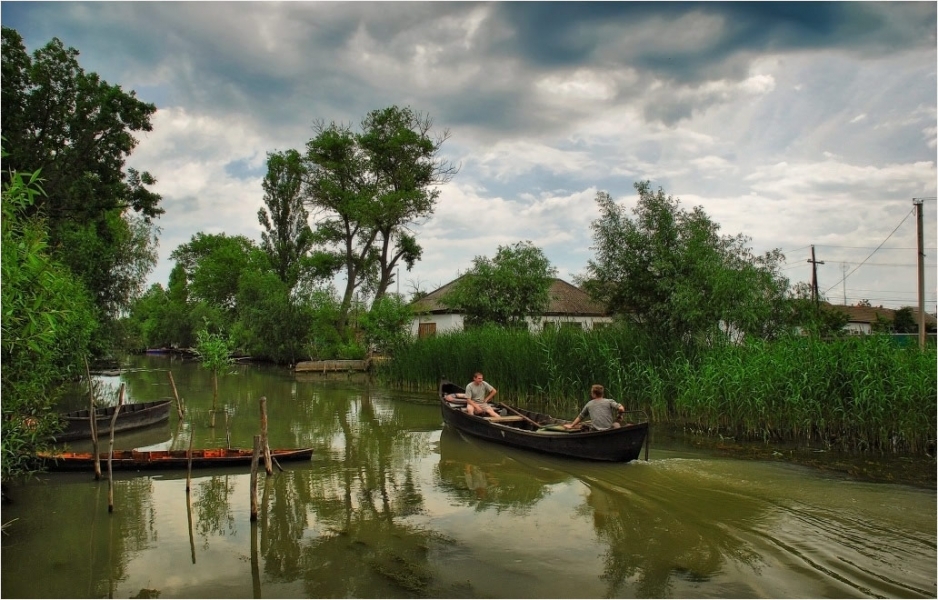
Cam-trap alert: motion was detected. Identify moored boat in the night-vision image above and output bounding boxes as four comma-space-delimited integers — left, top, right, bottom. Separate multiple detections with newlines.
439, 379, 649, 462
55, 399, 173, 442
36, 447, 315, 471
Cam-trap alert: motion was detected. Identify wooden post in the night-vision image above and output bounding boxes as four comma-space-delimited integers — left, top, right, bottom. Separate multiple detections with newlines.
107, 384, 125, 513
250, 434, 260, 522
168, 370, 185, 418
259, 397, 272, 475
225, 410, 231, 450
84, 356, 102, 480
185, 421, 196, 563
251, 521, 261, 598
186, 427, 194, 493
186, 484, 196, 565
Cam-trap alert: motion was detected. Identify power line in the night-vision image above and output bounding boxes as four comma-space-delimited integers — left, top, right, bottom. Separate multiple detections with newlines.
812, 245, 936, 251
823, 208, 915, 295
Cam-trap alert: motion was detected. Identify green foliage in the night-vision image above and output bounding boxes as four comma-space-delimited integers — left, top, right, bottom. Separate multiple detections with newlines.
170, 233, 268, 324
1, 27, 161, 338
194, 325, 233, 414
441, 241, 557, 329
787, 285, 850, 338
582, 183, 791, 344
303, 106, 454, 334
893, 307, 917, 333
1, 166, 96, 481
357, 106, 457, 301
359, 294, 414, 355
194, 327, 233, 374
258, 149, 316, 288
385, 324, 936, 454
233, 270, 314, 364
303, 288, 347, 360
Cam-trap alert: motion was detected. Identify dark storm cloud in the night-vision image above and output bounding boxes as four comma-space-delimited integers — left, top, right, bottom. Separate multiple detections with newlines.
492, 2, 936, 82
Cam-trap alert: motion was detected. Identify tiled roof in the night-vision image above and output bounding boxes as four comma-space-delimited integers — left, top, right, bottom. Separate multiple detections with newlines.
410, 277, 607, 316
823, 302, 938, 326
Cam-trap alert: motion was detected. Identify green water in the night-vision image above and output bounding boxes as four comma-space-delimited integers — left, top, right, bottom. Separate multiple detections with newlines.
1, 355, 934, 598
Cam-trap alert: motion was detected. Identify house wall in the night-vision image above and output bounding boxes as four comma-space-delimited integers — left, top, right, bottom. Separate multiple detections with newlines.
529, 315, 614, 331
410, 313, 613, 336
845, 322, 872, 334
410, 313, 464, 337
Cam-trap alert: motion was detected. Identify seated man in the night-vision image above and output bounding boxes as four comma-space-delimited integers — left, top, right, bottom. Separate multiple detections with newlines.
564, 384, 624, 431
464, 372, 500, 418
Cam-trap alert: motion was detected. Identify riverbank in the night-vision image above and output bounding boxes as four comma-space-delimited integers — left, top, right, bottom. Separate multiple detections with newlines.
654, 425, 937, 489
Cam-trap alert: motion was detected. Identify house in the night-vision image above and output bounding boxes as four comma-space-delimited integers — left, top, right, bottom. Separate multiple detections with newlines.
409, 277, 612, 337
824, 303, 937, 334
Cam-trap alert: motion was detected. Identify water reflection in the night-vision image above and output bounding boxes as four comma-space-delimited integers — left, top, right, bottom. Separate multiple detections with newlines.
2, 356, 934, 599
436, 426, 569, 511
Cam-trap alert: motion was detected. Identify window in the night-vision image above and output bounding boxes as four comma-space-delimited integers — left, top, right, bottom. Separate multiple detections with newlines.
418, 323, 437, 338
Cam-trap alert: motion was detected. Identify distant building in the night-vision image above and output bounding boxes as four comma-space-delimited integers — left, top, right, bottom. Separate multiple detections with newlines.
824, 302, 937, 334
409, 277, 612, 337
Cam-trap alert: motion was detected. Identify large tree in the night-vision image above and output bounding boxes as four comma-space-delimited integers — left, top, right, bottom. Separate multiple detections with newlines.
357, 106, 457, 301
258, 149, 316, 288
581, 182, 791, 343
169, 233, 268, 325
441, 241, 557, 329
1, 27, 161, 335
303, 106, 454, 335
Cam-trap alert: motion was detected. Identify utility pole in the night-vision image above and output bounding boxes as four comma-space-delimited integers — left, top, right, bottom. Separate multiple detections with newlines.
807, 245, 825, 308
842, 262, 848, 305
913, 198, 926, 349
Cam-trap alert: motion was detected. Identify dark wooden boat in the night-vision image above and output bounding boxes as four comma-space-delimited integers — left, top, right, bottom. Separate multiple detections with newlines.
36, 447, 315, 471
439, 379, 649, 462
55, 399, 173, 442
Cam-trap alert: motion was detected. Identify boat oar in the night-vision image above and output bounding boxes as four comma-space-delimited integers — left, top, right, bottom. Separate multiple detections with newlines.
501, 404, 543, 429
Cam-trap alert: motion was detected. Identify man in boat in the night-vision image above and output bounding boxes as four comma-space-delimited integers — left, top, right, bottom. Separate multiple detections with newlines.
465, 372, 500, 418
564, 384, 624, 431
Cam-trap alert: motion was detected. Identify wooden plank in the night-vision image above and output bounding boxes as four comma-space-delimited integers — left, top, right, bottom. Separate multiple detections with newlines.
484, 415, 526, 423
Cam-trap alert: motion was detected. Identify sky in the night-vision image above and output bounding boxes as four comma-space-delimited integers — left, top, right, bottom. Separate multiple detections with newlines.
3, 1, 937, 310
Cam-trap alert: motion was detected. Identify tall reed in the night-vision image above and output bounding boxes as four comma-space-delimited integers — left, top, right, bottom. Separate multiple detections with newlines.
379, 326, 936, 453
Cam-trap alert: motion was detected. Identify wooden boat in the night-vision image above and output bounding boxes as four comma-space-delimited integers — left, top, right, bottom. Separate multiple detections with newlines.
36, 447, 314, 471
54, 399, 173, 442
439, 379, 649, 462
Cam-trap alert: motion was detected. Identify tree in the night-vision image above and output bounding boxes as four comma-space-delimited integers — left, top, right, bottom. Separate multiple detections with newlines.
303, 106, 455, 335
581, 183, 791, 343
358, 106, 457, 302
788, 282, 849, 338
258, 149, 316, 288
169, 233, 267, 322
1, 166, 96, 482
233, 270, 314, 364
1, 27, 162, 331
441, 241, 557, 328
359, 294, 414, 355
194, 326, 233, 428
304, 119, 375, 337
893, 307, 917, 333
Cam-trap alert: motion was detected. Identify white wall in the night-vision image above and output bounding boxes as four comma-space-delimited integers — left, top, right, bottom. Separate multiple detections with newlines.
410, 313, 613, 337
410, 313, 465, 337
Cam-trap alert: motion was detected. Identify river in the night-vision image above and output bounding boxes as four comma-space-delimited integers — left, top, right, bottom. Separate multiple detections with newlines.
1, 354, 934, 598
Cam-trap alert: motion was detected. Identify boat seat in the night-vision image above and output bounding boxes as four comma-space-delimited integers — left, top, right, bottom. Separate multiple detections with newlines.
484, 415, 525, 423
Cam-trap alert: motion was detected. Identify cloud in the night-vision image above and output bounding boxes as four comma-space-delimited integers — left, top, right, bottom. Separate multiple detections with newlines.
3, 1, 935, 308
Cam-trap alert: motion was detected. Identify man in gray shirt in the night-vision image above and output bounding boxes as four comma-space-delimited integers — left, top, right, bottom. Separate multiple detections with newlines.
465, 372, 500, 418
564, 384, 624, 430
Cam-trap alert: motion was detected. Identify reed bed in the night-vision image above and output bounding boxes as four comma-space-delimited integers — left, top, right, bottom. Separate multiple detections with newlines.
379, 325, 936, 454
